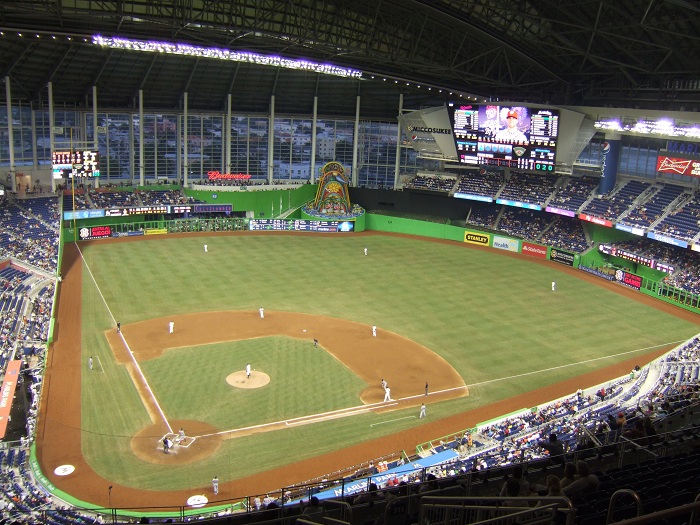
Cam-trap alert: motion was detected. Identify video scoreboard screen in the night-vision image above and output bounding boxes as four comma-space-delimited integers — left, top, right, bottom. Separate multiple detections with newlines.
249, 219, 354, 232
448, 104, 559, 172
52, 150, 100, 178
105, 205, 169, 217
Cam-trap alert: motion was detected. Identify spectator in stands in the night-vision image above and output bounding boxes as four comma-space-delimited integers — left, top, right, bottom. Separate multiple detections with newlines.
300, 496, 325, 522
562, 461, 599, 500
353, 482, 385, 504
538, 433, 566, 467
559, 463, 577, 489
500, 464, 531, 498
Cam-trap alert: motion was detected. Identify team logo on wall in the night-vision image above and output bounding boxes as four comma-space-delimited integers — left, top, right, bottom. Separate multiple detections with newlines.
657, 157, 692, 174
601, 142, 611, 154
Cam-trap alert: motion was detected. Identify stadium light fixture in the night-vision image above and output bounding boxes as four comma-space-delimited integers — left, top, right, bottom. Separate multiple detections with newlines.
92, 35, 363, 79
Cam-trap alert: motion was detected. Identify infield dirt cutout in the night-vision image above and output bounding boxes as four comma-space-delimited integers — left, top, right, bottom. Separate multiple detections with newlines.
111, 310, 468, 466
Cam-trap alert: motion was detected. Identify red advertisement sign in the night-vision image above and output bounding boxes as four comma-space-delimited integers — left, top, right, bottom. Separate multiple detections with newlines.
578, 214, 613, 227
207, 171, 252, 180
522, 242, 548, 259
0, 360, 22, 438
656, 156, 700, 177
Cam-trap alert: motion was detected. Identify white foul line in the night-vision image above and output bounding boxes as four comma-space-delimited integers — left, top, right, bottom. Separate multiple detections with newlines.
76, 243, 173, 434
370, 416, 416, 427
466, 340, 686, 389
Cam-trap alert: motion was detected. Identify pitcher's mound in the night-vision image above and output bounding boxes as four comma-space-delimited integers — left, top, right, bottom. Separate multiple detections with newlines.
226, 370, 270, 388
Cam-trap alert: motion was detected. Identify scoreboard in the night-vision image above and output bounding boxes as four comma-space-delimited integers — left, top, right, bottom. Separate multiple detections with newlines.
448, 104, 559, 172
52, 150, 100, 178
249, 219, 354, 232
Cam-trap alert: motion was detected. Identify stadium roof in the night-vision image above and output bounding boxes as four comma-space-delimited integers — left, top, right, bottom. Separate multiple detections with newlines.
0, 0, 699, 118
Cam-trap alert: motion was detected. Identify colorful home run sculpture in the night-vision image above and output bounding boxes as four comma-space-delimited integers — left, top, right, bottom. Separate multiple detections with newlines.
311, 162, 352, 215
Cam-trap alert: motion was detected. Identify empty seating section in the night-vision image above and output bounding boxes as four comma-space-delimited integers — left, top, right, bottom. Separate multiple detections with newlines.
582, 180, 650, 221
498, 171, 557, 205
622, 184, 686, 228
547, 176, 598, 213
653, 197, 700, 242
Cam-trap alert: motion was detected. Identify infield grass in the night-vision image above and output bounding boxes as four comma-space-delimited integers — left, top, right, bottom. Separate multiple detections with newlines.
79, 233, 699, 491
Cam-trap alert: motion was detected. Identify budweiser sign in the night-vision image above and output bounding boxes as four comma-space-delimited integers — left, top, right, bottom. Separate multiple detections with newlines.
655, 156, 700, 177
207, 171, 252, 180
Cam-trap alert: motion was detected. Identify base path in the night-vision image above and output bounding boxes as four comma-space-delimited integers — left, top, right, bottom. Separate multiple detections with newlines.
35, 233, 700, 509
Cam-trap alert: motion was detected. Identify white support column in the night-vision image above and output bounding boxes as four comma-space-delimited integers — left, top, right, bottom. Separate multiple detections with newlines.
183, 92, 189, 186
30, 110, 37, 183
5, 77, 15, 193
310, 96, 318, 183
139, 89, 145, 186
226, 94, 232, 174
268, 95, 275, 184
394, 93, 403, 190
48, 82, 55, 191
352, 95, 360, 187
93, 85, 99, 188
129, 112, 135, 187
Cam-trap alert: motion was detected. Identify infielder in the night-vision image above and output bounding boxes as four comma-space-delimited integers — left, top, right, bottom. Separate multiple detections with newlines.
383, 387, 392, 402
169, 321, 174, 333
212, 476, 219, 495
246, 363, 251, 379
372, 325, 377, 337
259, 307, 265, 319
420, 403, 427, 418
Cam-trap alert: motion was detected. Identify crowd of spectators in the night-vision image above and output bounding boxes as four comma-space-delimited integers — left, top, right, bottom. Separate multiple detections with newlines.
454, 171, 504, 198
403, 174, 457, 192
547, 175, 599, 213
538, 216, 590, 253
0, 196, 59, 273
137, 189, 186, 206
601, 239, 700, 295
498, 171, 558, 205
496, 208, 550, 241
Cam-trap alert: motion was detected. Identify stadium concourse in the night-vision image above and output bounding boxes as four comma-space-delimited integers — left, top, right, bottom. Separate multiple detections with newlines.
37, 237, 696, 511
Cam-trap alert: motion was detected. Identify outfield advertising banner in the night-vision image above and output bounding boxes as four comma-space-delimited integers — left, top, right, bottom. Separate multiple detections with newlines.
0, 360, 22, 438
492, 236, 519, 252
464, 231, 490, 246
522, 242, 548, 259
550, 248, 575, 266
614, 269, 642, 290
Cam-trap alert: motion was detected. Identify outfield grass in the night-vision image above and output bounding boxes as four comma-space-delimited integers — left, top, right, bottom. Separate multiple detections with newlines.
79, 233, 699, 491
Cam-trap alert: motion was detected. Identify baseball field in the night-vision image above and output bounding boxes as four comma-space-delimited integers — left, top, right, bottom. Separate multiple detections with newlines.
36, 230, 700, 509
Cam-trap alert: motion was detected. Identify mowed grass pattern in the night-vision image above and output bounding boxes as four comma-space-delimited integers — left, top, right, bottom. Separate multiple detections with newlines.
78, 233, 699, 491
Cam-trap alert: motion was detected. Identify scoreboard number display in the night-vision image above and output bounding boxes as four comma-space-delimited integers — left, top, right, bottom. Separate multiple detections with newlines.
52, 150, 100, 178
249, 219, 354, 232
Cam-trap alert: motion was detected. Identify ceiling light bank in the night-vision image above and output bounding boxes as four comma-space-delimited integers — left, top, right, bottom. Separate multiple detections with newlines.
92, 35, 363, 79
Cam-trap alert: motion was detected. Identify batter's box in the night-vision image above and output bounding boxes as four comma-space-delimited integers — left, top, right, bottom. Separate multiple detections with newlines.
160, 433, 198, 452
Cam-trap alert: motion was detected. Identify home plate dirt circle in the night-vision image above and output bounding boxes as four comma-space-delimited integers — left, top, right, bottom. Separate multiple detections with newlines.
226, 370, 270, 388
